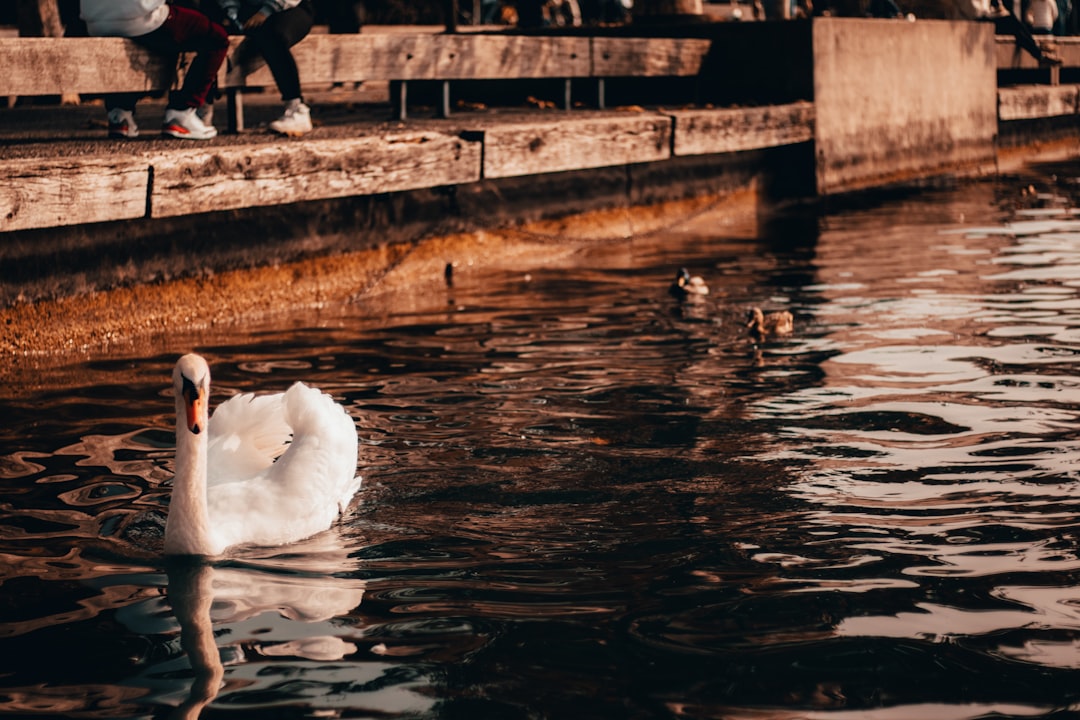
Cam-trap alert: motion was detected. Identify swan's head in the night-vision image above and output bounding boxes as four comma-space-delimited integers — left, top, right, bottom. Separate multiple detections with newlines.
173, 354, 211, 435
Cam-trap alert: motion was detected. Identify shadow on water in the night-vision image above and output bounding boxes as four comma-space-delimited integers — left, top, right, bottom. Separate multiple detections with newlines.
6, 166, 1080, 718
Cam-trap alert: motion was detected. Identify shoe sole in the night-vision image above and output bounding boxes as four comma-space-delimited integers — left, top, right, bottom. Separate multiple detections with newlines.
163, 124, 217, 140
269, 122, 312, 137
271, 128, 311, 137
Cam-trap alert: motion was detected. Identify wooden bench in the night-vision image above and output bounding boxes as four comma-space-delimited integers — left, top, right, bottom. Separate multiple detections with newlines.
996, 35, 1080, 86
0, 30, 714, 131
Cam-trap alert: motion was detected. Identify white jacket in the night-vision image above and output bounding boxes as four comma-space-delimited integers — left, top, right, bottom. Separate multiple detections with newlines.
80, 0, 169, 38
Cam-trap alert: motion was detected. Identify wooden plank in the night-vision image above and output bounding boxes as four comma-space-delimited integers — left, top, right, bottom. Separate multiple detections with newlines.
2, 34, 709, 98
996, 35, 1080, 69
224, 33, 591, 86
316, 34, 429, 83
0, 156, 149, 231
590, 37, 712, 77
996, 36, 1035, 69
149, 131, 481, 217
426, 34, 591, 79
227, 34, 423, 86
482, 114, 673, 179
224, 35, 328, 87
998, 84, 1080, 120
0, 37, 173, 96
669, 101, 814, 156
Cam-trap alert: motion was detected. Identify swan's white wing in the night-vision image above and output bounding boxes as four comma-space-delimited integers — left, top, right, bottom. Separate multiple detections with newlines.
269, 382, 361, 512
206, 383, 360, 551
207, 392, 292, 486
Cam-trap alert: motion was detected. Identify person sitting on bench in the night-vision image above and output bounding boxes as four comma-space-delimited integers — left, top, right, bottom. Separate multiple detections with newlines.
212, 0, 316, 137
79, 0, 229, 139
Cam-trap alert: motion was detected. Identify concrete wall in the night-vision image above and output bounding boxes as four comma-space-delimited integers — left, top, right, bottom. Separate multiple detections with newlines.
813, 18, 998, 195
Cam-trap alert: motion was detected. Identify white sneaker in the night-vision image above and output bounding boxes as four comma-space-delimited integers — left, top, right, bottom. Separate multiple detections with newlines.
163, 107, 217, 140
196, 103, 214, 129
107, 108, 138, 139
269, 100, 312, 137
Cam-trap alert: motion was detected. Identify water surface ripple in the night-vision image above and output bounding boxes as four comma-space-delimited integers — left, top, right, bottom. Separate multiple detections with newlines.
4, 172, 1080, 719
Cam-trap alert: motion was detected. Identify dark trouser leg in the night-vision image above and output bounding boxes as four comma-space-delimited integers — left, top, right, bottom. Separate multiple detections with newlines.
247, 2, 314, 102
994, 14, 1045, 61
105, 93, 141, 113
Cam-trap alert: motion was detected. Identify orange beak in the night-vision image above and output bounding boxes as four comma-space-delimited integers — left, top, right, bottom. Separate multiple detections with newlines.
183, 381, 205, 435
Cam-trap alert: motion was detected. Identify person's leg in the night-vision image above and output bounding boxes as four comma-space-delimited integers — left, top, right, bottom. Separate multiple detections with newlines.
104, 93, 141, 138
172, 7, 228, 109
132, 6, 222, 138
104, 94, 139, 113
994, 13, 1046, 61
246, 2, 314, 103
245, 2, 315, 135
137, 5, 228, 109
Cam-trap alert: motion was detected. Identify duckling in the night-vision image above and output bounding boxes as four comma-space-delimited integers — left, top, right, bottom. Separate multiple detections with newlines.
669, 267, 709, 300
746, 306, 794, 341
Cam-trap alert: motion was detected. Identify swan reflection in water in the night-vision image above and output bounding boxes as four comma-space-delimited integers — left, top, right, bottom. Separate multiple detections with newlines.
116, 534, 430, 718
166, 560, 225, 720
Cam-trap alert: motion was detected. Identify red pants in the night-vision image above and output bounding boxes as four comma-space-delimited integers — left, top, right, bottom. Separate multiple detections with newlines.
109, 6, 229, 112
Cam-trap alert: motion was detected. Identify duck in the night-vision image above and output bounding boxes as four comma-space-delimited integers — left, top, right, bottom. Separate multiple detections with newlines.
165, 353, 361, 557
746, 306, 794, 341
669, 267, 709, 300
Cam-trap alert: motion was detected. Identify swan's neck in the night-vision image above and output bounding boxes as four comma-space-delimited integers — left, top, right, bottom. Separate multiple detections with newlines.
165, 422, 217, 556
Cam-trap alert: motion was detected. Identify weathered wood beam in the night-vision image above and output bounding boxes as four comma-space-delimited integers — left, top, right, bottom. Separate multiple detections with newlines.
668, 102, 814, 156
149, 131, 482, 217
0, 157, 150, 231
998, 85, 1080, 121
225, 34, 592, 87
481, 114, 673, 179
0, 102, 821, 233
13, 0, 80, 104
0, 37, 173, 96
0, 34, 710, 104
591, 37, 712, 77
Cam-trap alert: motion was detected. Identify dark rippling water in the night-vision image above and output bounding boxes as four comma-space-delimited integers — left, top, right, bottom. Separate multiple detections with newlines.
5, 164, 1080, 720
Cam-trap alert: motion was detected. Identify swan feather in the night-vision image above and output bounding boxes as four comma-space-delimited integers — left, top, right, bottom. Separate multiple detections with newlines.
204, 383, 360, 552
207, 392, 291, 484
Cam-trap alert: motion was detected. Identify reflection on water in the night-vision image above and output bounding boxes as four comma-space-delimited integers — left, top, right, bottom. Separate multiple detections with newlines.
5, 167, 1080, 718
118, 542, 427, 719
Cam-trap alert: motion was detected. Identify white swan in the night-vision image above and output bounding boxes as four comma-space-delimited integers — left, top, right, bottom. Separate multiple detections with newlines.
165, 353, 361, 556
